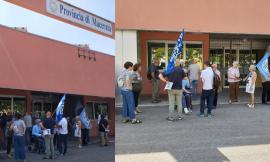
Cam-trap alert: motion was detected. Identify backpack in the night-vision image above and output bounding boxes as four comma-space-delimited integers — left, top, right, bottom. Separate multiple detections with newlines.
213, 70, 221, 90
147, 67, 152, 80
117, 74, 124, 88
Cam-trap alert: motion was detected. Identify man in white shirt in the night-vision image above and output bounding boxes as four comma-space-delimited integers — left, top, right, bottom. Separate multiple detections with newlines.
198, 61, 214, 117
58, 116, 68, 156
188, 59, 200, 96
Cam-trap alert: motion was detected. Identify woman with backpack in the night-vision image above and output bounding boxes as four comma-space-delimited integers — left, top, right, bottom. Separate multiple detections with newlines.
212, 64, 221, 109
131, 63, 143, 114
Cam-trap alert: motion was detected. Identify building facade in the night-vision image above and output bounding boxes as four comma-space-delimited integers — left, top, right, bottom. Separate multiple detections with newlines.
116, 0, 270, 101
0, 0, 115, 136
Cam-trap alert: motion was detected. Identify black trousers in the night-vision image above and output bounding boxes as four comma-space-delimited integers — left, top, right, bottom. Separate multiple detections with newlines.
200, 89, 214, 114
81, 128, 89, 145
213, 89, 218, 107
262, 81, 270, 103
6, 137, 12, 155
58, 134, 67, 155
133, 90, 140, 108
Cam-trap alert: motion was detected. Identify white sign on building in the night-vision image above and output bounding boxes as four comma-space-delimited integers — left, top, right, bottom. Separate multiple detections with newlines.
46, 0, 113, 36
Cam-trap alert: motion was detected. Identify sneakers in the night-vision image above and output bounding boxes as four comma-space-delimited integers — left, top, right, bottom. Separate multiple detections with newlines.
7, 154, 13, 159
166, 117, 174, 122
183, 107, 189, 114
197, 113, 204, 117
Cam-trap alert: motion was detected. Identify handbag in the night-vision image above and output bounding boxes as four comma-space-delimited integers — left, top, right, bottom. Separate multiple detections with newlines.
132, 83, 142, 92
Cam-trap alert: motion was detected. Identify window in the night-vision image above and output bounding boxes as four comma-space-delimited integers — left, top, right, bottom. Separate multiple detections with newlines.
148, 41, 203, 70
85, 102, 109, 120
0, 96, 25, 115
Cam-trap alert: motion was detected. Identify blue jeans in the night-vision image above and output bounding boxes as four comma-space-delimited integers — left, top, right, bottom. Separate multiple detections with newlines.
200, 89, 214, 114
14, 135, 26, 160
192, 80, 198, 96
121, 90, 135, 119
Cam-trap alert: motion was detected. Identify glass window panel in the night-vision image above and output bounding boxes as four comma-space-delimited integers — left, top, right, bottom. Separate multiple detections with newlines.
148, 43, 165, 69
86, 102, 94, 119
13, 97, 25, 114
0, 97, 11, 115
94, 103, 109, 119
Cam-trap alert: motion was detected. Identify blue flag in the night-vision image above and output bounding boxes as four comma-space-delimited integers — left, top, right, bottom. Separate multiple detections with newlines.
164, 29, 184, 75
55, 94, 66, 123
80, 108, 91, 129
256, 52, 270, 80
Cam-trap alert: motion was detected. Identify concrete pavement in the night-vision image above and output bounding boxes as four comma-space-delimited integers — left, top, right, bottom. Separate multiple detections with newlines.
116, 103, 270, 162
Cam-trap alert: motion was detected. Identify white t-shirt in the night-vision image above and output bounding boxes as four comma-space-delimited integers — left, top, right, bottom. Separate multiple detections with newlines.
58, 117, 68, 135
188, 63, 200, 80
200, 67, 214, 90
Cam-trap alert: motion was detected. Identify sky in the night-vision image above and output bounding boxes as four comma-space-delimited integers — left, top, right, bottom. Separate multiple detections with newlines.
0, 0, 115, 56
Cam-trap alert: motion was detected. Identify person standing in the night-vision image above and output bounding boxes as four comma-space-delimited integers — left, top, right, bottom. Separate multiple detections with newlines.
120, 61, 141, 124
6, 111, 13, 159
159, 58, 185, 121
188, 59, 200, 97
244, 65, 257, 108
41, 111, 56, 159
212, 64, 221, 108
228, 61, 241, 103
132, 63, 143, 114
150, 58, 160, 103
11, 113, 28, 162
261, 74, 270, 104
58, 116, 68, 156
23, 112, 32, 147
74, 116, 82, 148
198, 61, 215, 117
99, 114, 109, 146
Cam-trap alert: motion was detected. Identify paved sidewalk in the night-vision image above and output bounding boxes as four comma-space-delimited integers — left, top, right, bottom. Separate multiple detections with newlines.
116, 104, 270, 162
116, 88, 263, 107
0, 138, 115, 162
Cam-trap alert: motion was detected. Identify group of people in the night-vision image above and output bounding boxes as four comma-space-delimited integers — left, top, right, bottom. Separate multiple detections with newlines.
0, 110, 109, 162
119, 57, 266, 123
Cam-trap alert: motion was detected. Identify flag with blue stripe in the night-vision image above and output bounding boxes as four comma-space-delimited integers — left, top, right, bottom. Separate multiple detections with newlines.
80, 108, 91, 128
256, 52, 270, 80
164, 29, 184, 75
55, 94, 66, 123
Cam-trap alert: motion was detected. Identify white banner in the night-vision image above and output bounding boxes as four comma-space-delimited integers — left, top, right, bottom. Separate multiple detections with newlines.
46, 0, 113, 36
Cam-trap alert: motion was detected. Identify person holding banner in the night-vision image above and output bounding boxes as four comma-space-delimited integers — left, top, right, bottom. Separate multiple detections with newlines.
244, 65, 257, 108
159, 58, 185, 121
41, 111, 56, 159
261, 75, 270, 104
58, 116, 68, 156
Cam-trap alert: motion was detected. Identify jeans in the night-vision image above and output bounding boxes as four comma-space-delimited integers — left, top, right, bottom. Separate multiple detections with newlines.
121, 90, 135, 119
45, 134, 54, 158
59, 134, 67, 155
14, 135, 26, 161
192, 80, 198, 96
200, 89, 214, 115
168, 89, 183, 118
182, 92, 191, 108
152, 79, 160, 101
